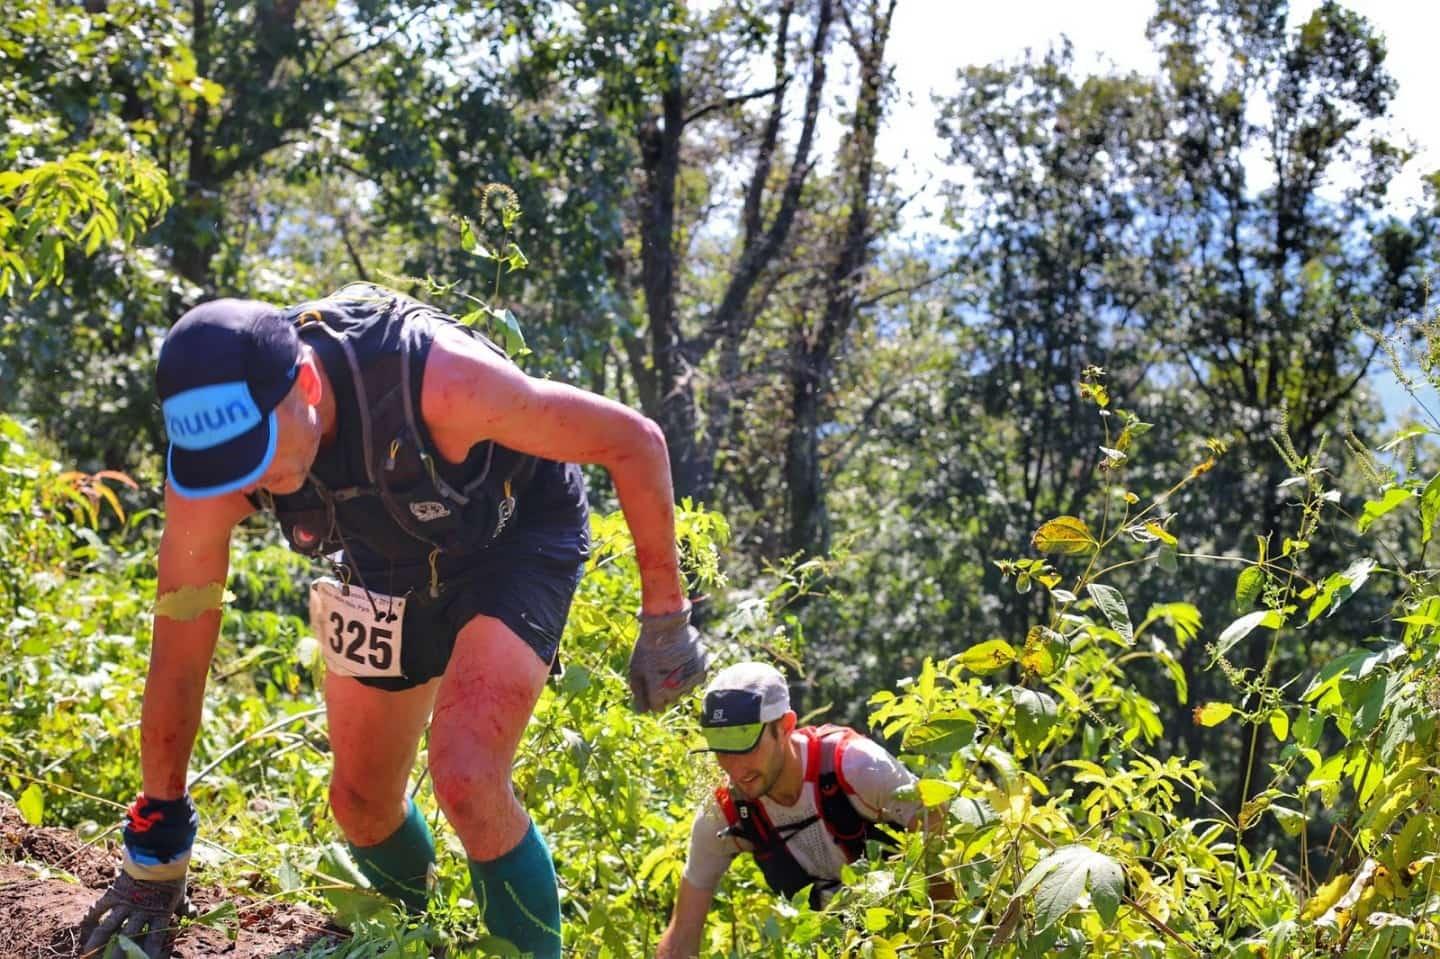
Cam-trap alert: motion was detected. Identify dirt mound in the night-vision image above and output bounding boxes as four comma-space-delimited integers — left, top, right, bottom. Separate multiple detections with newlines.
0, 803, 346, 958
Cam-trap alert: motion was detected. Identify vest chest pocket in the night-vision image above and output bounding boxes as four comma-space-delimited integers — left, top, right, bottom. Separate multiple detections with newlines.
309, 577, 407, 678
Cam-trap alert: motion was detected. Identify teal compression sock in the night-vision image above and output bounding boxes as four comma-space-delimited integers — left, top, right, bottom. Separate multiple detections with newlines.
349, 798, 435, 913
467, 820, 562, 959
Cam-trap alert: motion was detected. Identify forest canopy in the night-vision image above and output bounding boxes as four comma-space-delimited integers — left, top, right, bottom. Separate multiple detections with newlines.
2, 0, 1439, 956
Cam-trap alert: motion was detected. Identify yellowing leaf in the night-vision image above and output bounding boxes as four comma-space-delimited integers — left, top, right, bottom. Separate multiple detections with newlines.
154, 583, 232, 622
915, 779, 959, 806
17, 783, 43, 826
1301, 872, 1354, 922
1269, 709, 1290, 742
1143, 521, 1177, 546
1194, 702, 1235, 727
958, 639, 1017, 674
1032, 516, 1097, 556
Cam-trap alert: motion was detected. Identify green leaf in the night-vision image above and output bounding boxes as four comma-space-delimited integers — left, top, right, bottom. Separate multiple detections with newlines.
495, 308, 527, 354
1086, 584, 1132, 643
1031, 516, 1097, 555
1235, 566, 1264, 611
950, 796, 999, 832
1358, 487, 1413, 532
902, 710, 976, 755
1014, 844, 1126, 929
957, 639, 1017, 674
1269, 709, 1290, 742
1011, 688, 1058, 749
459, 218, 495, 259
472, 936, 523, 957
1193, 702, 1234, 727
1421, 474, 1440, 547
192, 900, 237, 933
116, 936, 149, 959
1145, 602, 1202, 647
1306, 558, 1376, 623
17, 783, 43, 825
915, 779, 959, 806
1210, 608, 1284, 665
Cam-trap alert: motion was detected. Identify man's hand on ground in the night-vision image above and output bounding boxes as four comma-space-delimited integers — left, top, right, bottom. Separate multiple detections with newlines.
629, 606, 710, 713
79, 872, 187, 959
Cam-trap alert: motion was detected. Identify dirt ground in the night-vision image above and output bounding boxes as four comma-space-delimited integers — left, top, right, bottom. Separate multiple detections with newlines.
0, 802, 348, 959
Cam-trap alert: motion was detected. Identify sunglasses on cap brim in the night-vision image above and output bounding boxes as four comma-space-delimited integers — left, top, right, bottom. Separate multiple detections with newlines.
698, 721, 767, 754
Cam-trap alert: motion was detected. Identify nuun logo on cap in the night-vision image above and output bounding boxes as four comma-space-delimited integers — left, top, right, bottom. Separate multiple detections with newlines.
163, 383, 261, 451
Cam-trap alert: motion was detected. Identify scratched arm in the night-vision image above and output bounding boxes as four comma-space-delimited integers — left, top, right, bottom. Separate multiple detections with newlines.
422, 329, 686, 615
141, 486, 252, 798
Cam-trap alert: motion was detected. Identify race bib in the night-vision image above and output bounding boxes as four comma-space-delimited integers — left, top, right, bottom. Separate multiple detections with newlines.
309, 577, 406, 678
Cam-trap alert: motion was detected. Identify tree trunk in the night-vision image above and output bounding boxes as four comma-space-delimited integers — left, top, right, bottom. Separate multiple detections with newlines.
783, 0, 895, 558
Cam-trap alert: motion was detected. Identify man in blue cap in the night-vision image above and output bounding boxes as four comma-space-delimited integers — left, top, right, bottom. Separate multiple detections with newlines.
79, 283, 710, 958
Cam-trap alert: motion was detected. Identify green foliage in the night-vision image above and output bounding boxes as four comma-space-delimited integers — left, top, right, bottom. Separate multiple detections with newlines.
0, 150, 171, 296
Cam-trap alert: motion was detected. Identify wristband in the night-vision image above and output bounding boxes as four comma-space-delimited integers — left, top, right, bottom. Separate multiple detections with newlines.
121, 793, 198, 881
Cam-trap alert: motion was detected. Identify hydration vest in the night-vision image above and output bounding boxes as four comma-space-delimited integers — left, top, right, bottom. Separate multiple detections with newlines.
256, 283, 539, 593
714, 725, 898, 908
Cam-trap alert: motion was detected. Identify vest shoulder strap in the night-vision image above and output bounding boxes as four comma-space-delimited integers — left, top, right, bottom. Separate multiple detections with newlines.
801, 725, 897, 860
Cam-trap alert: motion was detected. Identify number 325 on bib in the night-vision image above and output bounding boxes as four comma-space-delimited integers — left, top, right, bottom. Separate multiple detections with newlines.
308, 578, 406, 679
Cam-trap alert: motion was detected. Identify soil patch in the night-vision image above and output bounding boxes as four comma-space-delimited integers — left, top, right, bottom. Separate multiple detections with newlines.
0, 803, 346, 958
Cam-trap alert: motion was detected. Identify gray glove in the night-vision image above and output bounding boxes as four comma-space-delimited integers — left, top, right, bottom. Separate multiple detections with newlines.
628, 605, 710, 713
79, 871, 187, 959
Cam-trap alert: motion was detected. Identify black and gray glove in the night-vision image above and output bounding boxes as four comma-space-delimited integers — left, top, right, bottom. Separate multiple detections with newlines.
79, 871, 187, 959
80, 793, 197, 958
628, 605, 710, 712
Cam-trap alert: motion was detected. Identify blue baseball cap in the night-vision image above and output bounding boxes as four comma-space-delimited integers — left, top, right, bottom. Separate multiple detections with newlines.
156, 299, 300, 498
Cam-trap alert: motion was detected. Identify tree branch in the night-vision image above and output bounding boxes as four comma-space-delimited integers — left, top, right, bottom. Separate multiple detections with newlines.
682, 81, 787, 128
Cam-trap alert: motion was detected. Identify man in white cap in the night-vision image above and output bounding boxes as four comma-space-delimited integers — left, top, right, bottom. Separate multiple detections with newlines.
655, 662, 945, 958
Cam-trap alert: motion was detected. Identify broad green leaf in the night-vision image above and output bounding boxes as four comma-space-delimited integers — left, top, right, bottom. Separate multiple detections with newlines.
1422, 474, 1440, 547
950, 796, 999, 832
915, 779, 959, 806
1358, 487, 1413, 533
495, 308, 527, 354
958, 639, 1017, 674
1015, 844, 1126, 929
1032, 516, 1097, 556
902, 710, 975, 755
17, 783, 43, 825
1210, 608, 1284, 665
1012, 687, 1058, 749
1235, 566, 1264, 611
1268, 709, 1290, 742
1306, 558, 1376, 623
1086, 584, 1132, 643
1193, 702, 1234, 727
1144, 602, 1202, 647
